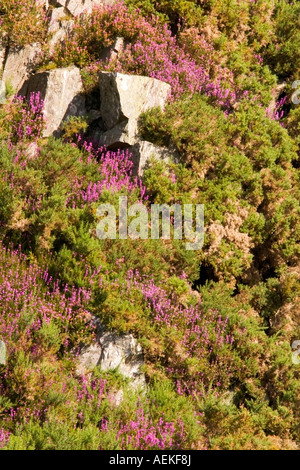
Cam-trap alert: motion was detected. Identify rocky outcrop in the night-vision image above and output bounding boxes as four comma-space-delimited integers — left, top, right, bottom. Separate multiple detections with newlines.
0, 40, 6, 72
46, 0, 118, 50
99, 330, 145, 387
2, 43, 42, 93
77, 321, 145, 389
48, 6, 69, 34
130, 141, 177, 176
22, 66, 86, 137
99, 37, 125, 64
99, 72, 170, 148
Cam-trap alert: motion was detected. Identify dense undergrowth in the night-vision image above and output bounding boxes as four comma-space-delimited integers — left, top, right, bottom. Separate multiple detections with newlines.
0, 0, 299, 450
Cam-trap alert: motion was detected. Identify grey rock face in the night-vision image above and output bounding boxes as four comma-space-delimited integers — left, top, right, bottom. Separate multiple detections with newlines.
2, 43, 42, 93
23, 66, 86, 137
96, 72, 173, 174
77, 343, 102, 374
77, 322, 145, 389
36, 0, 49, 8
99, 330, 145, 386
49, 0, 68, 8
98, 72, 171, 147
66, 0, 101, 16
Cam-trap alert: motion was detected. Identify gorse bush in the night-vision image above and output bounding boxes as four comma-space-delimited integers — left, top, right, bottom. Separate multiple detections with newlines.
0, 0, 48, 48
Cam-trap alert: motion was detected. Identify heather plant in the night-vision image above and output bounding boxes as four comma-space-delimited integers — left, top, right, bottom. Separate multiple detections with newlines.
100, 269, 237, 398
0, 339, 6, 364
285, 104, 300, 166
125, 0, 277, 105
125, 0, 275, 49
60, 116, 89, 144
44, 0, 287, 114
98, 266, 300, 445
0, 246, 202, 450
0, 365, 201, 450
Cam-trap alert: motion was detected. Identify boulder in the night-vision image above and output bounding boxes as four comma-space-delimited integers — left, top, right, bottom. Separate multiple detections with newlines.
99, 330, 145, 387
49, 0, 113, 16
48, 9, 74, 50
129, 140, 177, 176
0, 340, 6, 365
97, 121, 131, 148
98, 72, 171, 147
77, 322, 145, 389
65, 0, 100, 16
2, 43, 42, 93
97, 72, 172, 173
99, 37, 125, 64
76, 343, 102, 374
22, 66, 86, 137
37, 0, 50, 8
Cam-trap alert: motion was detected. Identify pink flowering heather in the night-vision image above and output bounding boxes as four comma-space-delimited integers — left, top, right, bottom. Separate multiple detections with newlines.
0, 242, 94, 354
